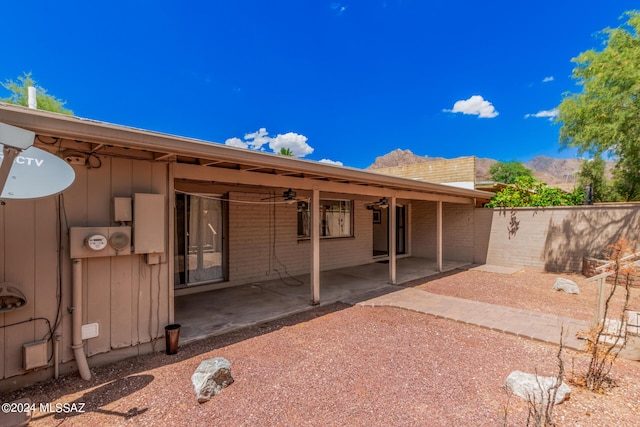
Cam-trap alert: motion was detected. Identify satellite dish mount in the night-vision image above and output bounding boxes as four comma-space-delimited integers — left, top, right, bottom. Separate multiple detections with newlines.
0, 122, 35, 202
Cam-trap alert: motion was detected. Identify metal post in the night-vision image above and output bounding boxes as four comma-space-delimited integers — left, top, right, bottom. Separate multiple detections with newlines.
310, 187, 320, 304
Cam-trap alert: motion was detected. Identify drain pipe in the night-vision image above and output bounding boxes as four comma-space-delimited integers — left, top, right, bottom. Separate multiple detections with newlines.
71, 259, 91, 380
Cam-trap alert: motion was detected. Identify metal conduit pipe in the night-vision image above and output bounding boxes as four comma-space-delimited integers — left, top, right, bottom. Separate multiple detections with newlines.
71, 259, 91, 380
53, 333, 60, 379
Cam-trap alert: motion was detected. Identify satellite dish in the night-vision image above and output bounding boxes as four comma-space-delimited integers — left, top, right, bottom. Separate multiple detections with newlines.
0, 144, 75, 199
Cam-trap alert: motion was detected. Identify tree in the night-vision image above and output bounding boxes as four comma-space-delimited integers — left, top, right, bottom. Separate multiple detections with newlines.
1, 72, 73, 115
488, 160, 533, 184
279, 147, 294, 156
485, 176, 585, 208
557, 11, 640, 201
576, 155, 618, 203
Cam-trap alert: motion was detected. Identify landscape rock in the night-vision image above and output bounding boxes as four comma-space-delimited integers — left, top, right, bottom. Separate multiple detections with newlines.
504, 370, 571, 405
553, 277, 580, 294
192, 357, 234, 403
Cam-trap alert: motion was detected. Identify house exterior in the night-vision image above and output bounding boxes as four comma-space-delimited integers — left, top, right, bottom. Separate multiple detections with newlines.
370, 156, 477, 190
0, 104, 492, 389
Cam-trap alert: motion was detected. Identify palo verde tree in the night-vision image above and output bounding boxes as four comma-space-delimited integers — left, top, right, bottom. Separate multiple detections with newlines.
1, 72, 73, 115
557, 11, 640, 201
488, 160, 533, 184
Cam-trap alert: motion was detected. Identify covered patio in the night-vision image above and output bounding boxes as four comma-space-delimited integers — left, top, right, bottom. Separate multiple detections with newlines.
175, 257, 470, 342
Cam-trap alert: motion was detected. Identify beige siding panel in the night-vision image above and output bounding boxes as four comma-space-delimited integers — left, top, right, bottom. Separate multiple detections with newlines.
3, 201, 36, 377
132, 160, 154, 343
131, 161, 153, 343
58, 165, 88, 364
33, 198, 59, 362
85, 257, 111, 355
110, 158, 133, 348
86, 160, 112, 355
151, 162, 169, 332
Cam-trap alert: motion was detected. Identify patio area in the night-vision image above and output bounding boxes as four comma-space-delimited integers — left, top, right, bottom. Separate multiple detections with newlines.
175, 257, 469, 342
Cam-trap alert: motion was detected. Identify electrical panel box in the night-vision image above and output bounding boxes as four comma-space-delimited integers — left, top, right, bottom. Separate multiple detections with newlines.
114, 197, 132, 222
23, 340, 48, 370
133, 193, 165, 254
69, 227, 132, 258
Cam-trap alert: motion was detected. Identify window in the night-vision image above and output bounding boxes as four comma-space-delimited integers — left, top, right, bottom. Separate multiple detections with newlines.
298, 199, 353, 238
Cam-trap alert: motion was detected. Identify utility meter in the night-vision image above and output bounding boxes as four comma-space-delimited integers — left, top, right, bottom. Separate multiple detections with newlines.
109, 232, 130, 252
85, 233, 108, 251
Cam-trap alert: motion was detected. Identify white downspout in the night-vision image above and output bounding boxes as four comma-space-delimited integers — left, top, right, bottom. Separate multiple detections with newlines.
71, 259, 91, 380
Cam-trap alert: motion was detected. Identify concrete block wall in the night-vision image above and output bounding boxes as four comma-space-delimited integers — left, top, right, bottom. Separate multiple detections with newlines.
410, 201, 475, 263
227, 191, 373, 283
443, 203, 475, 262
411, 201, 436, 258
477, 204, 640, 272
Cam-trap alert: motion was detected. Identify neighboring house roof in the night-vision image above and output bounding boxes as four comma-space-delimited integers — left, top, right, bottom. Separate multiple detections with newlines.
0, 103, 493, 203
475, 181, 509, 193
371, 156, 476, 188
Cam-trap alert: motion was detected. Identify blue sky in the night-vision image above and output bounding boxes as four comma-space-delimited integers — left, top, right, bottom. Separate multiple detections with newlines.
1, 1, 638, 169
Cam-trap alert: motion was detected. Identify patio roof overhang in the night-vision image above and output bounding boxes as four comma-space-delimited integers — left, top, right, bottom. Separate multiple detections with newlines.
0, 103, 493, 205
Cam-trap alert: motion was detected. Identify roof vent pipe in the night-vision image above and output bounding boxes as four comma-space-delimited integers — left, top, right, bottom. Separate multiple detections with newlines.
27, 86, 37, 109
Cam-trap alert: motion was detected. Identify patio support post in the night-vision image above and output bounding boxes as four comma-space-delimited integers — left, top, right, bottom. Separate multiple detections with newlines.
437, 200, 443, 272
310, 187, 320, 304
389, 196, 397, 284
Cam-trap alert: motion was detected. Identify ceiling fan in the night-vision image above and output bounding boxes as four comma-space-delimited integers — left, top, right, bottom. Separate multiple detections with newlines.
262, 188, 307, 203
365, 197, 389, 210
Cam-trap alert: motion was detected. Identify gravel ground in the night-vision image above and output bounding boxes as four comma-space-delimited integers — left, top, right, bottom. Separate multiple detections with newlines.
3, 269, 640, 426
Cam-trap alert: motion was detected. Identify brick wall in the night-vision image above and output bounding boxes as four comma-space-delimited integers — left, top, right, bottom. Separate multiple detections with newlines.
476, 204, 640, 272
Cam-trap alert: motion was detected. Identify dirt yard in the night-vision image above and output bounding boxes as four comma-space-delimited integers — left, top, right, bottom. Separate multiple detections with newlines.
2, 268, 640, 426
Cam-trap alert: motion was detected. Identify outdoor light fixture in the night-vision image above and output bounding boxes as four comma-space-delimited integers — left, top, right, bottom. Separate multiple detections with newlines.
378, 197, 389, 208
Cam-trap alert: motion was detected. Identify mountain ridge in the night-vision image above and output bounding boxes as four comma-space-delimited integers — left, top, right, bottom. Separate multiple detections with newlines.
367, 149, 613, 190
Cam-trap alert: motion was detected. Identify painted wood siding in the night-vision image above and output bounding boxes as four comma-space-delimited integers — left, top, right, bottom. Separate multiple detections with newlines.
0, 157, 169, 379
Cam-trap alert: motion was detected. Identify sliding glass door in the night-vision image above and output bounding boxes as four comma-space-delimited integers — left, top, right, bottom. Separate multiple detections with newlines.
175, 193, 225, 288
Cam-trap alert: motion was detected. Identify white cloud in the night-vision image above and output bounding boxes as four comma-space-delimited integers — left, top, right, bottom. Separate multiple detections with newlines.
524, 108, 559, 120
269, 132, 314, 157
542, 76, 554, 83
224, 137, 248, 149
319, 159, 343, 166
224, 128, 314, 157
443, 95, 499, 119
331, 2, 347, 15
243, 127, 271, 150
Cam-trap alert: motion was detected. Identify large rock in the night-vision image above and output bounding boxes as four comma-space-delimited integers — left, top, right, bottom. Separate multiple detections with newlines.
553, 277, 580, 295
504, 370, 571, 405
192, 357, 234, 403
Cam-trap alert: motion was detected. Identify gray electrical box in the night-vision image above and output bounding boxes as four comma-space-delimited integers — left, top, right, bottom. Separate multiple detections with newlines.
23, 340, 47, 370
133, 193, 165, 254
114, 197, 132, 222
